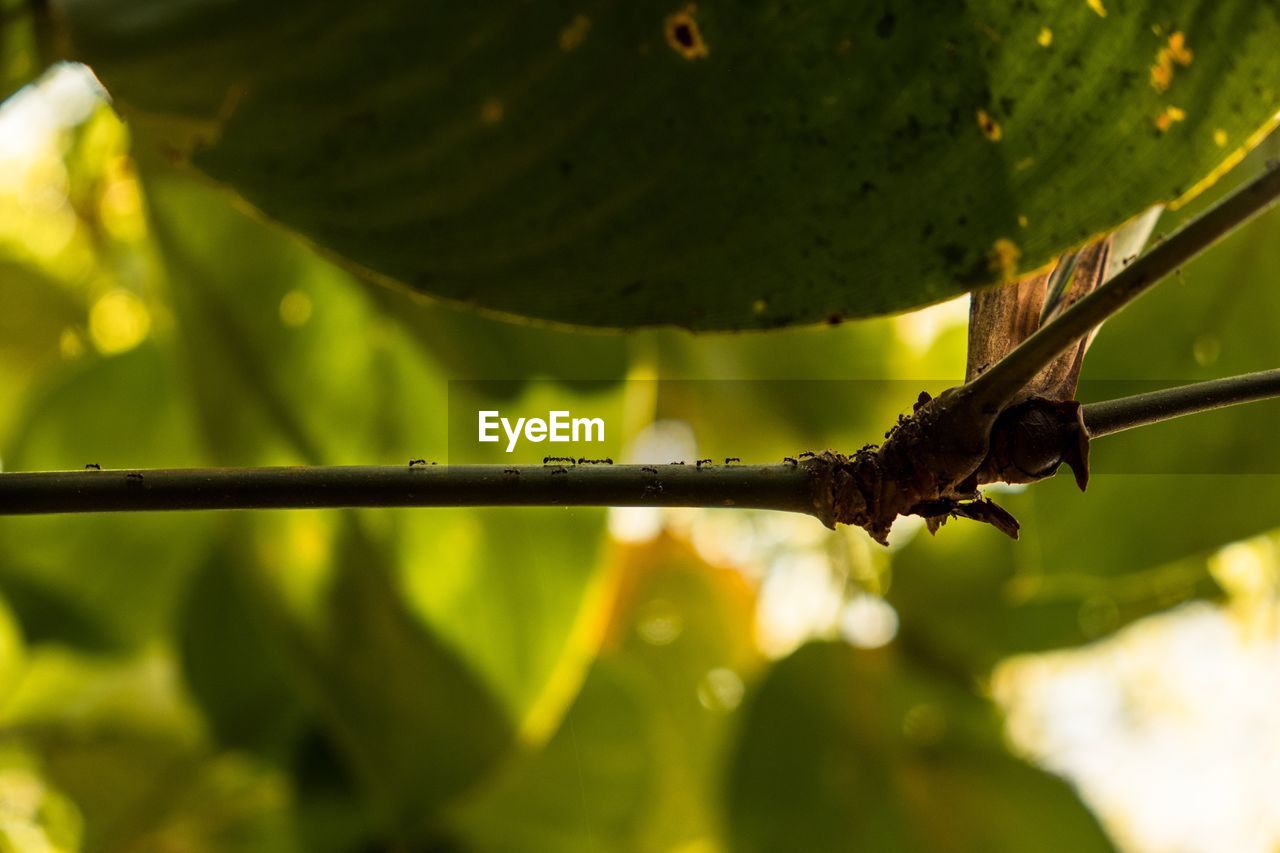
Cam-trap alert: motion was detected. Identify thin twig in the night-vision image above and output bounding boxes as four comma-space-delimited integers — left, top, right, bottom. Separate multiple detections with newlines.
966, 165, 1280, 412
5, 366, 1280, 521
0, 463, 830, 521
1083, 368, 1280, 437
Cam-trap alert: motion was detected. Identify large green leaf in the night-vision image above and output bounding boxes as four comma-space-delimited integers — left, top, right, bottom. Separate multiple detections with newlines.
50, 0, 1280, 329
726, 641, 1114, 853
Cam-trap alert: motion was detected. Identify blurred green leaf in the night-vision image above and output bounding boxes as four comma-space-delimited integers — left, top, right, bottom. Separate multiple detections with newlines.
55, 0, 1280, 328
0, 1, 42, 104
726, 641, 1113, 853
249, 525, 514, 840
35, 736, 294, 853
454, 538, 760, 852
0, 647, 294, 852
889, 512, 1221, 677
0, 346, 215, 650
177, 546, 308, 761
0, 261, 83, 443
145, 174, 621, 838
0, 748, 82, 853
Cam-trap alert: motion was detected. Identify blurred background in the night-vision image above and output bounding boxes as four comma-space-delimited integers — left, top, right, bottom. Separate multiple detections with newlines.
0, 64, 1279, 852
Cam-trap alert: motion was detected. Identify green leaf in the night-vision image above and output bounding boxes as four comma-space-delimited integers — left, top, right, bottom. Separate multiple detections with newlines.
176, 546, 308, 760
144, 174, 620, 836
254, 524, 515, 838
55, 0, 1280, 328
0, 646, 295, 852
0, 261, 83, 443
453, 539, 761, 852
0, 749, 82, 853
888, 511, 1222, 677
35, 735, 295, 853
0, 0, 43, 105
726, 641, 1114, 853
0, 346, 216, 650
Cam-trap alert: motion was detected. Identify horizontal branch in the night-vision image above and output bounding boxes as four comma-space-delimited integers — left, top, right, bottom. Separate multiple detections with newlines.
0, 462, 832, 522
1082, 368, 1280, 437
966, 165, 1280, 412
4, 365, 1280, 526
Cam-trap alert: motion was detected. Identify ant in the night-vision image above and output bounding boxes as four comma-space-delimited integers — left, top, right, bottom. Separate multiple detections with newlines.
669, 460, 685, 465
724, 457, 741, 465
550, 466, 569, 475
84, 463, 101, 470
695, 459, 713, 469
503, 468, 520, 475
544, 456, 576, 465
798, 451, 816, 459
577, 457, 614, 465
640, 466, 659, 474
126, 472, 144, 481
782, 457, 798, 467
409, 459, 427, 467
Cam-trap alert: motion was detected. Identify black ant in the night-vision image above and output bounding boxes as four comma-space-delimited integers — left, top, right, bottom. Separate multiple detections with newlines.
544, 456, 576, 465
550, 466, 569, 475
695, 459, 713, 469
409, 459, 427, 467
577, 457, 614, 465
669, 460, 685, 465
84, 463, 101, 470
126, 472, 144, 481
782, 457, 798, 467
640, 466, 658, 474
798, 451, 816, 459
724, 457, 741, 465
503, 468, 520, 475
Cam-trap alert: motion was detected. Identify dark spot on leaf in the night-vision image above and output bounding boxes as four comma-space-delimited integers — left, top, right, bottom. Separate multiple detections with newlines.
665, 8, 708, 59
876, 10, 896, 38
938, 243, 967, 267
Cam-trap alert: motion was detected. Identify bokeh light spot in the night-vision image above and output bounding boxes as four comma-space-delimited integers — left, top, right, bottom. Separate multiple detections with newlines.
278, 289, 313, 327
88, 289, 150, 354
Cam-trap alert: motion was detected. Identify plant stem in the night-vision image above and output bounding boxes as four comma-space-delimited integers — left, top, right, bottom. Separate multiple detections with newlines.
1082, 368, 1280, 437
966, 165, 1280, 412
0, 463, 831, 521
5, 366, 1280, 520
